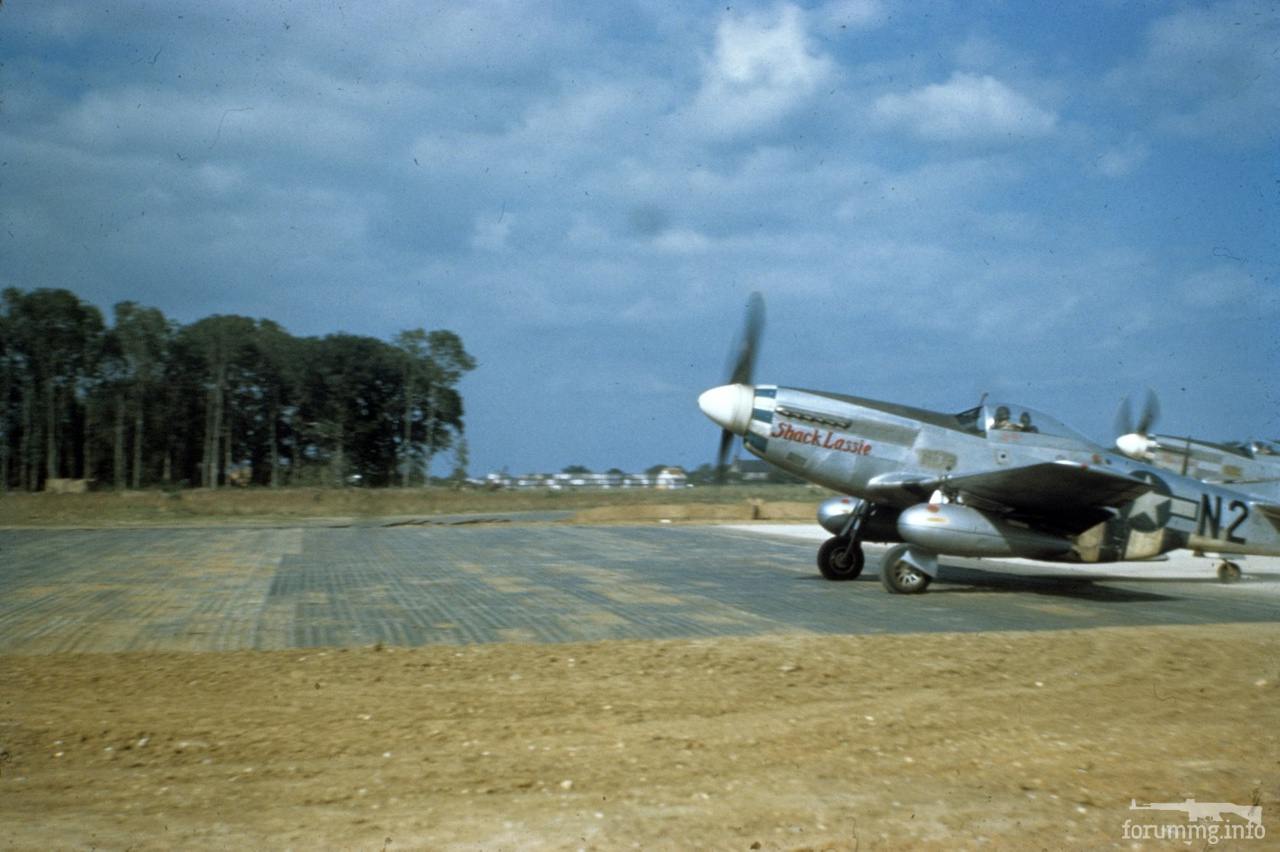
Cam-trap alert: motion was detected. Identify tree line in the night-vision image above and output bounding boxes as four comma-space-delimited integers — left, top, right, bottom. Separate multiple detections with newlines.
0, 288, 476, 492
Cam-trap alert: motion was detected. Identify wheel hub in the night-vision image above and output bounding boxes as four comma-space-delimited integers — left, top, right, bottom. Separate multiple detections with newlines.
892, 562, 925, 590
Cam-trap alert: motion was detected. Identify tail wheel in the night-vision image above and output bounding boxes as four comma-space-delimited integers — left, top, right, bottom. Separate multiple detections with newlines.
817, 536, 865, 581
879, 544, 932, 594
1217, 561, 1242, 583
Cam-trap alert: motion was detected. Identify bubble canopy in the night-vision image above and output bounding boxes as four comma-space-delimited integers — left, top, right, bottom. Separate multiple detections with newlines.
953, 402, 1097, 445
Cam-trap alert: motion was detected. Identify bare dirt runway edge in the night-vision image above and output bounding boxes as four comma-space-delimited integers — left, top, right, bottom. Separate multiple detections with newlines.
1, 625, 1277, 850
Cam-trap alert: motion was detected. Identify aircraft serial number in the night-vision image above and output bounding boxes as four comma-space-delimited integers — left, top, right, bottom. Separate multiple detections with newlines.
1198, 494, 1249, 544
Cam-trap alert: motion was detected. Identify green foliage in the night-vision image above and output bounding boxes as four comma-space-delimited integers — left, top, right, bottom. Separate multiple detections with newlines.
0, 287, 475, 491
2, 288, 106, 488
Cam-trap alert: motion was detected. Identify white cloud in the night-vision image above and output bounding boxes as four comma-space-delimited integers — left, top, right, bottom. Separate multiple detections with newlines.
1094, 136, 1149, 178
689, 5, 834, 137
834, 157, 1021, 223
471, 213, 511, 253
411, 80, 675, 192
873, 72, 1057, 142
814, 0, 886, 32
6, 2, 1277, 472
19, 3, 95, 41
1177, 264, 1271, 311
54, 86, 373, 163
195, 163, 246, 196
653, 228, 712, 254
952, 35, 1009, 71
1106, 0, 1280, 145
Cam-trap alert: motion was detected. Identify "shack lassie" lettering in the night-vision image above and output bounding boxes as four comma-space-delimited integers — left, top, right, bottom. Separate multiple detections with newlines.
770, 421, 873, 455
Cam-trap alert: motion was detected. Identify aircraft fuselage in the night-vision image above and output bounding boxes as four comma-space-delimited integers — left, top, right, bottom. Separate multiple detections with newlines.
727, 384, 1280, 563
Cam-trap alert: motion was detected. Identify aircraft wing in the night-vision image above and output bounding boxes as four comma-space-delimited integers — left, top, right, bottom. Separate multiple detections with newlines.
1256, 502, 1280, 533
870, 460, 1154, 535
949, 461, 1150, 510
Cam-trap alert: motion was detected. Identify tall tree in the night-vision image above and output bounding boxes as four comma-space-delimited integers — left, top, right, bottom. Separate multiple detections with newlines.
393, 329, 430, 487
0, 303, 13, 492
251, 319, 303, 487
2, 289, 104, 488
180, 315, 256, 488
0, 287, 477, 492
112, 302, 171, 489
91, 329, 130, 490
421, 330, 476, 481
299, 334, 403, 486
449, 435, 470, 484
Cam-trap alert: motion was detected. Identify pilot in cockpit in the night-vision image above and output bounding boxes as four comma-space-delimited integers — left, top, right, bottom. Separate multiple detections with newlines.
992, 406, 1019, 430
1019, 412, 1038, 433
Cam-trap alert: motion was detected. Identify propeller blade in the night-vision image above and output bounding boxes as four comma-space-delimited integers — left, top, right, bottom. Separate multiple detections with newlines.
1136, 388, 1160, 436
1114, 396, 1134, 439
716, 429, 734, 483
727, 291, 765, 387
711, 292, 766, 483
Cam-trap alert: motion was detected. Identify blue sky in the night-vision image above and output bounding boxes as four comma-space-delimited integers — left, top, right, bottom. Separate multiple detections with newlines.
3, 1, 1277, 476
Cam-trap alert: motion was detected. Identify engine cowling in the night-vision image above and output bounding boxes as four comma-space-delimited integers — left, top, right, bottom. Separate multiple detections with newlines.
897, 502, 1072, 559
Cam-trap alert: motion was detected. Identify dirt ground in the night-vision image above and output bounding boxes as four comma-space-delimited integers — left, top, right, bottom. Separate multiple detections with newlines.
2, 624, 1276, 850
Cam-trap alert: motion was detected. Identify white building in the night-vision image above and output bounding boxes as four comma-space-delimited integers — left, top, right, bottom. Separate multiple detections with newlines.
483, 467, 688, 490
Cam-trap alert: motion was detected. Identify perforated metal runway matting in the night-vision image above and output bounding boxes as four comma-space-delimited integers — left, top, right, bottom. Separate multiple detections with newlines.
2, 523, 1277, 653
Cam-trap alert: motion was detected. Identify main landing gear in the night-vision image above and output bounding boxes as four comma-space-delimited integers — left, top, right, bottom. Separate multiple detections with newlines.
813, 499, 933, 593
816, 539, 935, 592
817, 499, 870, 581
1217, 560, 1242, 583
817, 536, 865, 580
878, 543, 933, 594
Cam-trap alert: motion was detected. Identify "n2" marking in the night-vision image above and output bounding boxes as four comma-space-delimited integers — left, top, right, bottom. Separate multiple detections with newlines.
1199, 494, 1249, 544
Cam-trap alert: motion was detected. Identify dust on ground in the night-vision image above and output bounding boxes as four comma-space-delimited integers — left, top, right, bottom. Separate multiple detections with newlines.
2, 624, 1276, 850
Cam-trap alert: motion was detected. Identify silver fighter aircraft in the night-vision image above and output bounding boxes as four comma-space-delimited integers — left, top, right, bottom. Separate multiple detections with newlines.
1118, 434, 1280, 488
698, 294, 1280, 592
1112, 393, 1280, 488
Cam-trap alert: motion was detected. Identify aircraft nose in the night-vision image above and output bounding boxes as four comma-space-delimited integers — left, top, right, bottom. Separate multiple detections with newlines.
1115, 433, 1151, 458
698, 383, 753, 435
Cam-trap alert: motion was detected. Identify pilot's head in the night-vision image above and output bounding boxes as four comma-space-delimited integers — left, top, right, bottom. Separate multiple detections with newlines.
995, 406, 1010, 422
1019, 412, 1032, 426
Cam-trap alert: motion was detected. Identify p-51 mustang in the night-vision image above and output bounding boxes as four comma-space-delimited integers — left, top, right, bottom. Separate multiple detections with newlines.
1112, 396, 1280, 490
698, 294, 1280, 593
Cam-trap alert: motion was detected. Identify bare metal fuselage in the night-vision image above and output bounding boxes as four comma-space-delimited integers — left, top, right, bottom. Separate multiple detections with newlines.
738, 385, 1280, 564
1118, 433, 1280, 495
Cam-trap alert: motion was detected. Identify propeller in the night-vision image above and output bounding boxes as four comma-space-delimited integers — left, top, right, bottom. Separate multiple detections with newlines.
715, 292, 765, 482
1114, 388, 1161, 458
727, 291, 765, 387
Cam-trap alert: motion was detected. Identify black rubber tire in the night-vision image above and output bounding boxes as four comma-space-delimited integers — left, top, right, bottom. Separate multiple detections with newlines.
817, 536, 865, 581
879, 544, 932, 594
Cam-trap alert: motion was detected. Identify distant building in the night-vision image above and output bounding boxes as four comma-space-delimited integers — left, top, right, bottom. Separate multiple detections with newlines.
482, 467, 688, 490
654, 466, 688, 489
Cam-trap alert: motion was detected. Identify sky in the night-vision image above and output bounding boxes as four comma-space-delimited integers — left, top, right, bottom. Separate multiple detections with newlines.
2, 0, 1278, 477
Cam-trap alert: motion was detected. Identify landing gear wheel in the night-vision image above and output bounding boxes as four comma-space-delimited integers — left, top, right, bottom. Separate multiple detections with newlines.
1217, 561, 1242, 584
818, 536, 865, 581
879, 544, 932, 595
